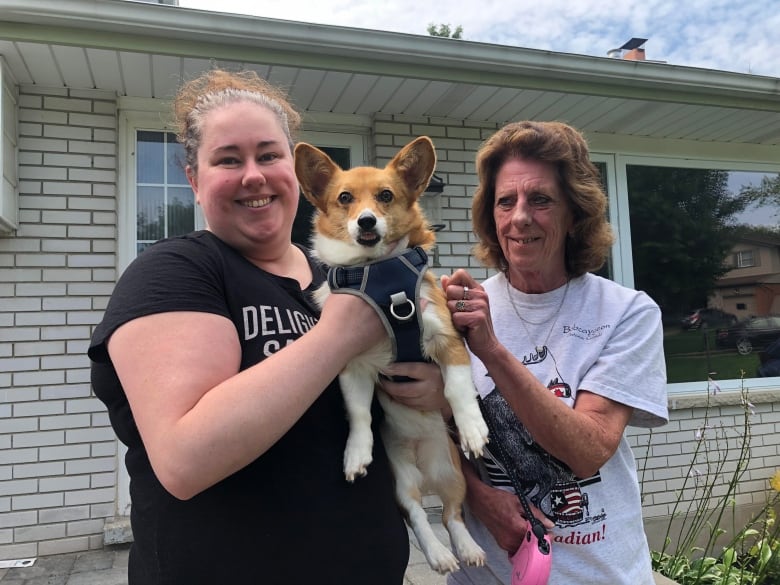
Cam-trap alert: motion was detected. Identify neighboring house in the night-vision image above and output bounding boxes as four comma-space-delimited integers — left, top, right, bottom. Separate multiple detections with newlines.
1, 0, 779, 559
711, 235, 780, 317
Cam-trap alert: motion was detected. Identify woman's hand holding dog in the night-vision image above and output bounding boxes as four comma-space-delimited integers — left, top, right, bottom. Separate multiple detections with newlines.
442, 269, 501, 361
378, 362, 449, 413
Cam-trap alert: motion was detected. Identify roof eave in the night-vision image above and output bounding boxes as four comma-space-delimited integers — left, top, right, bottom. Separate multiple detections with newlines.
3, 0, 780, 110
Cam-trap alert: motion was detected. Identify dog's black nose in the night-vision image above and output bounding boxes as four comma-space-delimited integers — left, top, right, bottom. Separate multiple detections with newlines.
357, 214, 376, 230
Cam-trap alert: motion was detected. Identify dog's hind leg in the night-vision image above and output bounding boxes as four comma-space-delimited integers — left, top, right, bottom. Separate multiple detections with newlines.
339, 366, 376, 482
422, 436, 485, 567
379, 413, 460, 574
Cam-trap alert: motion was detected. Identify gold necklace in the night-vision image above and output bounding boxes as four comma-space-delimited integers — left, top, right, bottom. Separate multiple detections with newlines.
505, 275, 570, 354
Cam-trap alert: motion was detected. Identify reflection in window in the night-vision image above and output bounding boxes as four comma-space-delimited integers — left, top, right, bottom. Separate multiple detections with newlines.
627, 166, 780, 384
592, 161, 612, 280
136, 131, 193, 254
736, 250, 755, 268
292, 146, 351, 248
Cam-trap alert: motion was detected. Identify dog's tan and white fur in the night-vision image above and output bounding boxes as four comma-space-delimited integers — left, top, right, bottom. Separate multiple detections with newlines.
295, 137, 488, 573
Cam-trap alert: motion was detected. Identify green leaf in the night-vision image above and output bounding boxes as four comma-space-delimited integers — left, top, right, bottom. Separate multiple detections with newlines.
722, 548, 736, 569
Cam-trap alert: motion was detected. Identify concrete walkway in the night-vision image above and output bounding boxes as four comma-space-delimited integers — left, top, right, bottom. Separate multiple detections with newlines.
0, 524, 447, 585
0, 517, 676, 584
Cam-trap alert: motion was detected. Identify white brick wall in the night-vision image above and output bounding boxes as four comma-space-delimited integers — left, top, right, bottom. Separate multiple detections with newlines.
0, 86, 118, 558
1, 97, 777, 560
374, 113, 496, 281
627, 390, 780, 549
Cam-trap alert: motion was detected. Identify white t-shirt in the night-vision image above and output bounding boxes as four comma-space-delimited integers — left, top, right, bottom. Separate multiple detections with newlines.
449, 272, 668, 585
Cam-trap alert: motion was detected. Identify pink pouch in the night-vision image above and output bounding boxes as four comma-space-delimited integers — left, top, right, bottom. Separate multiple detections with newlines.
510, 519, 552, 585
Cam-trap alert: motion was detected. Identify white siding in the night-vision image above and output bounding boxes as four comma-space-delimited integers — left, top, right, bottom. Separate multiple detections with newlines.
0, 85, 118, 558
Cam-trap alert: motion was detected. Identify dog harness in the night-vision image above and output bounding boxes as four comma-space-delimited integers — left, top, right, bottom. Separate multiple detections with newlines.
327, 246, 429, 363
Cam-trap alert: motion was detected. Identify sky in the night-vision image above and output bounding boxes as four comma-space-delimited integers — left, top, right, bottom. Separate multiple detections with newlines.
178, 0, 780, 78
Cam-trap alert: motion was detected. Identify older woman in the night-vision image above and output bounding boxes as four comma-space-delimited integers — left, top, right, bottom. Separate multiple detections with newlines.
441, 121, 668, 584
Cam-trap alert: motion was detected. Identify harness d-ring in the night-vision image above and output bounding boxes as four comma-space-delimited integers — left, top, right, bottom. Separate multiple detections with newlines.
389, 291, 416, 322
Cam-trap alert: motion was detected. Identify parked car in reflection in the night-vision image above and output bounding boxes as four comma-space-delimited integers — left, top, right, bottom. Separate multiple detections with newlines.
715, 315, 780, 355
758, 338, 780, 377
681, 308, 738, 330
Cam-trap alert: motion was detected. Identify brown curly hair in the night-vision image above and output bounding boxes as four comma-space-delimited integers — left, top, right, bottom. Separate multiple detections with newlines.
172, 69, 302, 171
472, 121, 614, 277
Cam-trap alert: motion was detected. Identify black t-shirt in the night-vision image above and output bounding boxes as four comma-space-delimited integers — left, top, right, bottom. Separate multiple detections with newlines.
88, 231, 409, 585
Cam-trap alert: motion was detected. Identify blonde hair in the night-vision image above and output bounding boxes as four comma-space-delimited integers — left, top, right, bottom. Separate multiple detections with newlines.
172, 69, 302, 171
472, 121, 614, 276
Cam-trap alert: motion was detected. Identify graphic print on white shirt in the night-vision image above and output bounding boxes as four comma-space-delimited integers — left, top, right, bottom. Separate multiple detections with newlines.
479, 365, 601, 531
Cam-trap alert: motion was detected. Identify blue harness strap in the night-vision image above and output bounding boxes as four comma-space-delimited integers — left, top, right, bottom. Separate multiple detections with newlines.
327, 247, 429, 363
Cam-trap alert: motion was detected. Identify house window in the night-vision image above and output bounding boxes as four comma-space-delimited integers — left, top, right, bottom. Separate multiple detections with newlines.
118, 108, 204, 271
736, 250, 755, 268
131, 135, 362, 253
135, 131, 194, 254
121, 108, 367, 264
291, 146, 351, 248
0, 58, 19, 233
622, 161, 779, 389
591, 160, 613, 280
121, 107, 367, 264
293, 131, 366, 250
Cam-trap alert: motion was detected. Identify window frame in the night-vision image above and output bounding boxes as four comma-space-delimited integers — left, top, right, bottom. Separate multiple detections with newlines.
297, 130, 367, 166
736, 249, 756, 268
0, 57, 19, 234
119, 102, 206, 517
119, 112, 369, 273
118, 102, 207, 274
589, 153, 620, 282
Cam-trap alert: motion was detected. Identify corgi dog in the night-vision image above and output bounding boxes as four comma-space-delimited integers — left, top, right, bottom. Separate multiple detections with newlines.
294, 137, 488, 573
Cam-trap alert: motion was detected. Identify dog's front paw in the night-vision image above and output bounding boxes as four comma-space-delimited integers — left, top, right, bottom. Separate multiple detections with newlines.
456, 414, 489, 459
343, 457, 371, 482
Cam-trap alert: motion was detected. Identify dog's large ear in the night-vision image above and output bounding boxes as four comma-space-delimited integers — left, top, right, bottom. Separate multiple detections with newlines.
387, 136, 437, 198
294, 143, 340, 212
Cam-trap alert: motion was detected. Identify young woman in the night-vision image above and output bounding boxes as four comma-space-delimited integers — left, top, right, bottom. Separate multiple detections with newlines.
89, 70, 411, 584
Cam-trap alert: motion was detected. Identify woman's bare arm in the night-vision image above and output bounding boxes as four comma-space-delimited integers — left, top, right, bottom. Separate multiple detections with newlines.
108, 293, 384, 500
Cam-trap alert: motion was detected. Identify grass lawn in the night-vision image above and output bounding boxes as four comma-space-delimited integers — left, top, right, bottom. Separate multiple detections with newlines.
663, 328, 761, 383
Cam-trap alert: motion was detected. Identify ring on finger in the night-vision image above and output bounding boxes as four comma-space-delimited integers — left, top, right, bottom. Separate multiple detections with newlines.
462, 286, 469, 300
456, 300, 467, 312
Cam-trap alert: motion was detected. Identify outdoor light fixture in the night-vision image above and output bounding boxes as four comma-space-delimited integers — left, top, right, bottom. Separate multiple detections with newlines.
423, 174, 446, 233
425, 174, 445, 194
